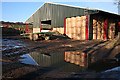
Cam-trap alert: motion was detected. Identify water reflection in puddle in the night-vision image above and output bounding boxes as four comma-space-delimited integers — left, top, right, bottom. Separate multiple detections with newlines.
20, 52, 85, 73
30, 52, 64, 67
19, 54, 38, 65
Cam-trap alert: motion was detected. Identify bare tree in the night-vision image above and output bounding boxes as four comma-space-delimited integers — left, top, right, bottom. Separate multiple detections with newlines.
114, 0, 120, 14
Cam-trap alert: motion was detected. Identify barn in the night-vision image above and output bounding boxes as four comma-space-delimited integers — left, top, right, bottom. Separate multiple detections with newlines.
26, 2, 120, 40
26, 2, 98, 29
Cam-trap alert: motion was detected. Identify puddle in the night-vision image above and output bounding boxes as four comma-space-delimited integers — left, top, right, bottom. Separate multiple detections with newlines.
19, 54, 38, 65
29, 52, 64, 67
20, 51, 120, 73
20, 52, 86, 73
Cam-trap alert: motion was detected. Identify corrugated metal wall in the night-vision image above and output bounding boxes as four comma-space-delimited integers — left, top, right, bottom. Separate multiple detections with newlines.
50, 3, 85, 27
26, 3, 52, 28
26, 3, 95, 28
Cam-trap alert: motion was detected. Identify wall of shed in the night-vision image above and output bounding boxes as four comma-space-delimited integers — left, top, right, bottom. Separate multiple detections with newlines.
26, 3, 52, 28
50, 3, 85, 27
26, 3, 93, 28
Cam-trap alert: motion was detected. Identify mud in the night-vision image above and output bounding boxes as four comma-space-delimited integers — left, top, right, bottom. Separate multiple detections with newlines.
1, 36, 120, 80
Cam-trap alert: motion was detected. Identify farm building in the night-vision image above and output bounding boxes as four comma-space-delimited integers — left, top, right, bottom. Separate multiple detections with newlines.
26, 2, 98, 31
65, 11, 120, 40
26, 2, 120, 40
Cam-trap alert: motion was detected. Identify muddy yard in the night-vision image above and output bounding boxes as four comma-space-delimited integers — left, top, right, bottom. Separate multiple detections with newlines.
1, 35, 120, 80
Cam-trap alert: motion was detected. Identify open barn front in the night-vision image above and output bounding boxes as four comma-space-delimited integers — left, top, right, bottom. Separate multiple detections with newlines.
90, 11, 120, 40
64, 11, 120, 40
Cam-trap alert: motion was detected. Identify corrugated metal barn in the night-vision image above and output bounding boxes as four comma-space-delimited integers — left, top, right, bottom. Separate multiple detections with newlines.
26, 2, 98, 28
26, 2, 120, 41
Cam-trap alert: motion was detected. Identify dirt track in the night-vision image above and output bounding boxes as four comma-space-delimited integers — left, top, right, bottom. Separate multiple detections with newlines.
2, 35, 120, 80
